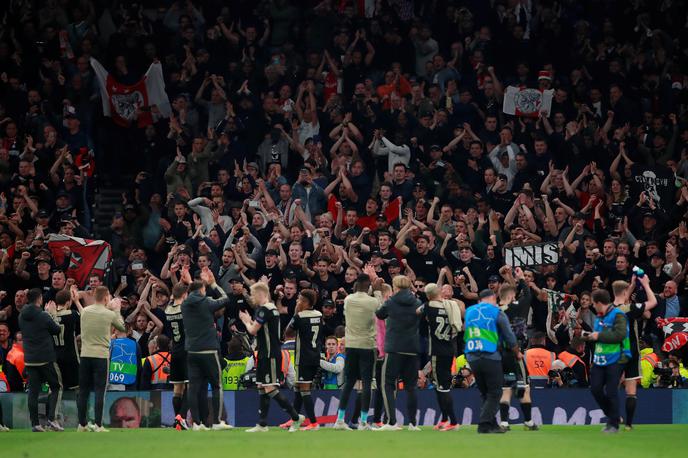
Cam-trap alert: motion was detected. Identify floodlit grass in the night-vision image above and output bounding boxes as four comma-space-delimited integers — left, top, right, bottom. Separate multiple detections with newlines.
1, 425, 683, 458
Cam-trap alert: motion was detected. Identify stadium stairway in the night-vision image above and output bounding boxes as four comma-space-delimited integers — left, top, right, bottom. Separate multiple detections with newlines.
94, 181, 129, 239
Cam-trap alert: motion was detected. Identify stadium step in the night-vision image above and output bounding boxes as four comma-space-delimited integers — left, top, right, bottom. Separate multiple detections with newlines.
94, 175, 132, 239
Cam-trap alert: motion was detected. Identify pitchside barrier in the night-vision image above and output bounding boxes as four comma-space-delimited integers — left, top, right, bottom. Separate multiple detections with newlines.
1, 389, 686, 428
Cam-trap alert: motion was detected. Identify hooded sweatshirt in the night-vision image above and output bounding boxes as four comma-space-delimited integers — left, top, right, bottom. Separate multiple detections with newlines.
18, 303, 60, 365
181, 287, 231, 352
376, 289, 422, 354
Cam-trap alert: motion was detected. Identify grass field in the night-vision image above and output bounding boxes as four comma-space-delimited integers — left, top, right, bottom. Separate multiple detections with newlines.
1, 425, 684, 458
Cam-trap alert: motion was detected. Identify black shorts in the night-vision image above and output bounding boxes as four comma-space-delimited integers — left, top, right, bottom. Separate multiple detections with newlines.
56, 357, 80, 390
623, 355, 641, 380
295, 364, 318, 383
170, 350, 188, 384
502, 351, 527, 386
431, 355, 453, 392
257, 357, 284, 386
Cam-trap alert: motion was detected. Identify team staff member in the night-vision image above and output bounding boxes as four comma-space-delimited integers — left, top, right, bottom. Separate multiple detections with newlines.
181, 268, 233, 431
19, 289, 63, 432
464, 289, 520, 434
240, 282, 304, 432
165, 282, 190, 430
376, 275, 423, 431
420, 283, 462, 431
286, 289, 323, 430
78, 286, 126, 432
333, 274, 378, 430
583, 289, 630, 434
611, 275, 656, 430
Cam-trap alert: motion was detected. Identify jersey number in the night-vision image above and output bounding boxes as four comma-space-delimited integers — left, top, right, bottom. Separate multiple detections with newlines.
434, 317, 451, 341
171, 321, 181, 342
311, 325, 320, 349
53, 324, 65, 347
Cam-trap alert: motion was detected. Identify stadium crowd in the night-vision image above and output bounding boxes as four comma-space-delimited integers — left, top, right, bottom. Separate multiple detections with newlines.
2, 0, 688, 430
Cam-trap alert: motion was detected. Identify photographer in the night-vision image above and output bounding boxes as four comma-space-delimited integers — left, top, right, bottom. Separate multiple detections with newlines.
556, 337, 589, 387
454, 365, 476, 388
654, 358, 687, 388
546, 360, 568, 388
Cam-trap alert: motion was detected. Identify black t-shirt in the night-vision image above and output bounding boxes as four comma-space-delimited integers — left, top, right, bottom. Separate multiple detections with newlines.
255, 304, 282, 359
288, 309, 323, 367
312, 274, 340, 302
54, 309, 80, 362
163, 304, 185, 354
406, 249, 445, 282
222, 293, 251, 340
420, 302, 456, 357
322, 313, 343, 337
253, 262, 283, 291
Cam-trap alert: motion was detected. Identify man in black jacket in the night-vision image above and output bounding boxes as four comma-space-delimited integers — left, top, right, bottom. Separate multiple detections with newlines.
181, 267, 233, 431
18, 288, 63, 432
375, 275, 422, 431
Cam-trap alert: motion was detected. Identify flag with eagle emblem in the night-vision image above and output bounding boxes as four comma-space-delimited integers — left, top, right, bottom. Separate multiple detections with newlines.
47, 234, 112, 288
90, 57, 171, 128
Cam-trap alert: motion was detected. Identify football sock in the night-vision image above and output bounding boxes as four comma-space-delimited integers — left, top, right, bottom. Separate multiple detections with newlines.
172, 395, 182, 416
500, 403, 510, 424
337, 409, 346, 421
293, 391, 303, 414
442, 392, 457, 424
269, 389, 299, 421
521, 402, 532, 423
436, 390, 447, 422
302, 391, 317, 423
626, 396, 637, 427
259, 393, 270, 427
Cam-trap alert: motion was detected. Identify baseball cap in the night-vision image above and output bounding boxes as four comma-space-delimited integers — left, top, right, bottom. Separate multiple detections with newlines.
322, 299, 335, 308
37, 209, 50, 218
229, 277, 243, 284
488, 275, 501, 283
370, 250, 382, 257
247, 162, 259, 170
265, 249, 278, 256
376, 214, 387, 221
388, 259, 401, 268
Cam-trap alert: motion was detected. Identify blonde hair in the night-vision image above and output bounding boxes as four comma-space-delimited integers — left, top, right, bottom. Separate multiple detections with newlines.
424, 283, 441, 300
250, 282, 270, 298
612, 280, 629, 297
392, 275, 412, 290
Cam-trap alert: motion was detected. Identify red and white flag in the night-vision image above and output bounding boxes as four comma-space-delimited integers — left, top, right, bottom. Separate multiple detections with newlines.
48, 234, 112, 288
90, 58, 172, 128
503, 86, 554, 117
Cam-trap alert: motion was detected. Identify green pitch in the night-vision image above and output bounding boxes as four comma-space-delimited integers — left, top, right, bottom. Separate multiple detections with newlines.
1, 425, 684, 458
